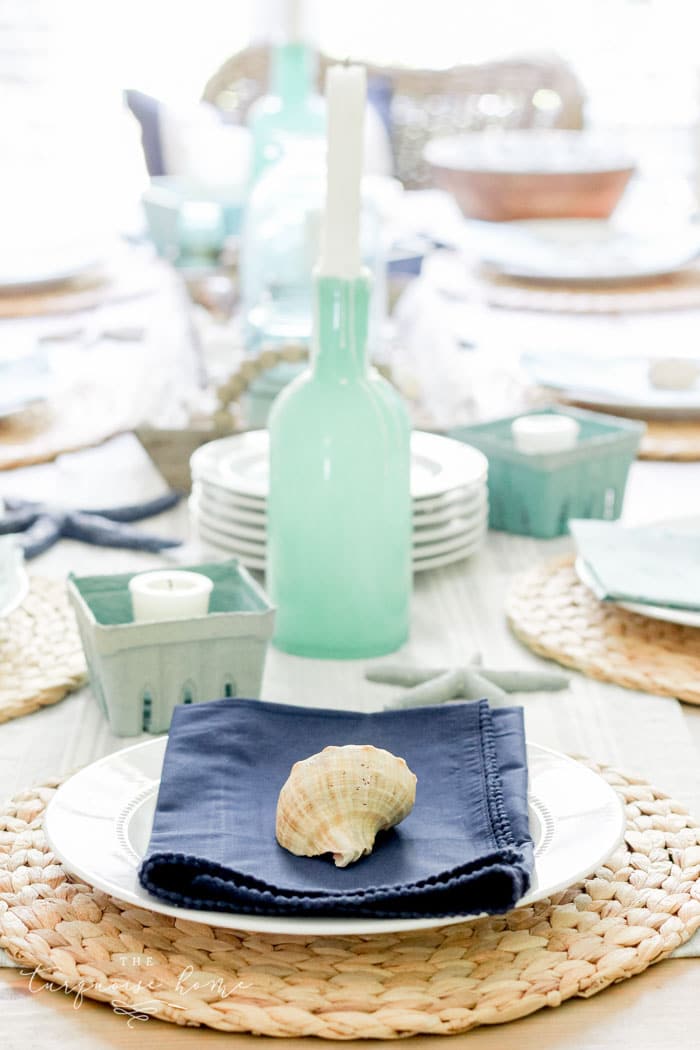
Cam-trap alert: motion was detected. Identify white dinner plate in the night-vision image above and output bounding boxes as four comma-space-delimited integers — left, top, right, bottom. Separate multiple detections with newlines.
44, 737, 625, 938
195, 527, 266, 571
411, 537, 485, 570
190, 503, 488, 562
474, 219, 700, 284
523, 350, 700, 419
0, 351, 53, 419
192, 484, 267, 524
0, 236, 106, 292
575, 554, 700, 629
191, 495, 488, 548
193, 481, 489, 530
191, 431, 488, 503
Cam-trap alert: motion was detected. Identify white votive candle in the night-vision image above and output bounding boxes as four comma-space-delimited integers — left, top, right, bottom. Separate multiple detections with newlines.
129, 570, 213, 622
511, 414, 580, 454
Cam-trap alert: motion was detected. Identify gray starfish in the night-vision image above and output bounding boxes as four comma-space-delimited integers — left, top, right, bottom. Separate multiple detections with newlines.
366, 654, 569, 710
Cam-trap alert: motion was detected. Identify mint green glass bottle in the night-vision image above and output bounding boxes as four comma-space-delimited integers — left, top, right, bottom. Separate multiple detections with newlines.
267, 271, 412, 658
248, 41, 325, 183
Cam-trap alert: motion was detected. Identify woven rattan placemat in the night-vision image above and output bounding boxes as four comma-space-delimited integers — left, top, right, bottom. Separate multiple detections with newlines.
475, 266, 700, 314
554, 402, 700, 462
638, 419, 700, 461
507, 554, 700, 704
1, 762, 699, 1038
0, 577, 86, 724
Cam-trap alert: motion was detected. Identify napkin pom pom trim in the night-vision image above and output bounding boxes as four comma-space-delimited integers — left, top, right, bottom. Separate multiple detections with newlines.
478, 699, 517, 850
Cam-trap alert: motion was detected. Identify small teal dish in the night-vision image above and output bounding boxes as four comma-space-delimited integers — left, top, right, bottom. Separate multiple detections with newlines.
142, 177, 244, 266
450, 407, 645, 539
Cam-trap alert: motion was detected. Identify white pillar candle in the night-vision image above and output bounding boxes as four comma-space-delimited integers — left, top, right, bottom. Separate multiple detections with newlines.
318, 64, 366, 280
129, 570, 213, 622
511, 414, 580, 454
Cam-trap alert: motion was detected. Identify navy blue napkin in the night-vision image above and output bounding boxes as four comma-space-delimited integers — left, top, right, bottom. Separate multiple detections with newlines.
139, 697, 533, 918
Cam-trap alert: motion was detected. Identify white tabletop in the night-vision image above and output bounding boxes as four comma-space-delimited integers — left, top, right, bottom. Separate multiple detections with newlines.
2, 228, 700, 1044
1, 432, 698, 811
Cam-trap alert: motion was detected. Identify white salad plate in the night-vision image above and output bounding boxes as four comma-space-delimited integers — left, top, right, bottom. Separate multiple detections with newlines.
474, 219, 700, 284
191, 495, 488, 549
191, 507, 488, 573
575, 549, 700, 630
194, 528, 486, 573
190, 430, 488, 503
193, 480, 488, 529
408, 537, 485, 571
44, 737, 625, 938
522, 350, 700, 419
0, 236, 106, 292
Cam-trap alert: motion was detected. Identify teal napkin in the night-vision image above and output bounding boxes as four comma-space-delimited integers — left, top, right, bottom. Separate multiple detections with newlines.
570, 519, 700, 611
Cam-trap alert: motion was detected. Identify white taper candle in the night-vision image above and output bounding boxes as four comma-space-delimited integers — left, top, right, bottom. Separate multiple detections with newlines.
318, 64, 366, 279
281, 0, 303, 42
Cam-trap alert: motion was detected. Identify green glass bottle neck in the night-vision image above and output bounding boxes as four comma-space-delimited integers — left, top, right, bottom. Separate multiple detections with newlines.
270, 42, 317, 108
312, 274, 371, 382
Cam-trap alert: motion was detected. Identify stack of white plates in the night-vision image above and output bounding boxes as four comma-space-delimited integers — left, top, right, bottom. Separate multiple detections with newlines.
189, 431, 489, 573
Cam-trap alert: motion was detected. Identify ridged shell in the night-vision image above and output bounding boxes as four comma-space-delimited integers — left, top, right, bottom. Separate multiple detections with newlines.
276, 744, 417, 867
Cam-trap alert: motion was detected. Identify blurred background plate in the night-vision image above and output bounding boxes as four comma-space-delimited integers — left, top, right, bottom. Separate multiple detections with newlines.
190, 497, 488, 558
473, 219, 700, 283
523, 350, 700, 418
0, 236, 109, 292
0, 350, 52, 418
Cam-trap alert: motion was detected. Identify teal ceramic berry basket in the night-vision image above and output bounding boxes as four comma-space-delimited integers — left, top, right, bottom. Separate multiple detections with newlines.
450, 407, 645, 539
68, 560, 274, 736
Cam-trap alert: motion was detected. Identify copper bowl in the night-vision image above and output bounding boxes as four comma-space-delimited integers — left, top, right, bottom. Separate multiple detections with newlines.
425, 131, 635, 222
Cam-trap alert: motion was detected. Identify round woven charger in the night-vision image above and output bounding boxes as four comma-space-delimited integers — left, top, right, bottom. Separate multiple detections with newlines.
474, 266, 700, 314
1, 763, 699, 1039
554, 399, 700, 462
0, 577, 86, 724
506, 554, 700, 704
638, 419, 700, 461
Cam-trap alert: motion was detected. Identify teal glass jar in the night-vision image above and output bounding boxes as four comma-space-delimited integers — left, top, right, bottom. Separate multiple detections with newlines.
267, 272, 412, 659
247, 42, 325, 183
240, 146, 389, 425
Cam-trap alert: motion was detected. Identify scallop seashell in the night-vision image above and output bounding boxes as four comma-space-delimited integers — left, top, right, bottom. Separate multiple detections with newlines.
276, 744, 417, 867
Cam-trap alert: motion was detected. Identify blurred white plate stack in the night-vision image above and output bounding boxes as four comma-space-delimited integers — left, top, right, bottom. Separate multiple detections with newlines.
189, 431, 489, 573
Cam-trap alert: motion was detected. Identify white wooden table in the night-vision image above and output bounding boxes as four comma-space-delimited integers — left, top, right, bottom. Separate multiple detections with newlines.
1, 432, 700, 1049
